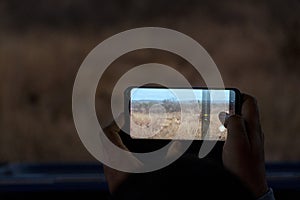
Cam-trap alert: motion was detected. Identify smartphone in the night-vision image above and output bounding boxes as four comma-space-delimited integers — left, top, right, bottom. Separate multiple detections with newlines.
124, 87, 241, 141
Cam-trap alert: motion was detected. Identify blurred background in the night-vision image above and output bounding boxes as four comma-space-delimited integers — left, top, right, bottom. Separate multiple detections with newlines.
0, 0, 299, 163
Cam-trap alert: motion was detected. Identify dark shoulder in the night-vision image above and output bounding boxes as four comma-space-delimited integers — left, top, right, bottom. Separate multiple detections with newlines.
111, 155, 255, 200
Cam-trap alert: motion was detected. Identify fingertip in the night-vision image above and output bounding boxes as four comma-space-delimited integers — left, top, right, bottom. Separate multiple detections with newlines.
116, 113, 125, 126
225, 115, 246, 133
241, 93, 260, 126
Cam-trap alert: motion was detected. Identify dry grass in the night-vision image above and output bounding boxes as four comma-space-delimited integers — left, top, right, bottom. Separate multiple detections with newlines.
131, 103, 228, 140
0, 1, 299, 162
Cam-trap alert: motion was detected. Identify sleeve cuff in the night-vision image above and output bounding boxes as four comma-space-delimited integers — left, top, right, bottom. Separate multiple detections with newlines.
257, 188, 275, 200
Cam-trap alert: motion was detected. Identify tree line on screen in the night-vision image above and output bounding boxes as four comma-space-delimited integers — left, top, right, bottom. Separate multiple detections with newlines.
132, 99, 205, 113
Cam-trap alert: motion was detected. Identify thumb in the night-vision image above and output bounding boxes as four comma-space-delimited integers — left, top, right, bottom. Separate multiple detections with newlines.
218, 112, 229, 125
104, 113, 125, 133
103, 113, 127, 150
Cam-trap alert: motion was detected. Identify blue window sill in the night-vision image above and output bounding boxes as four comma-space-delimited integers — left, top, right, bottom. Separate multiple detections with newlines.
0, 162, 299, 198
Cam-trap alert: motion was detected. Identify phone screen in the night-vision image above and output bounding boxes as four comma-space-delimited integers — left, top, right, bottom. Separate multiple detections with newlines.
127, 87, 239, 141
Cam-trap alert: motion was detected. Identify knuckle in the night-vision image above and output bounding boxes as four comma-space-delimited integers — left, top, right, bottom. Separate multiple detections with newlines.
243, 94, 258, 106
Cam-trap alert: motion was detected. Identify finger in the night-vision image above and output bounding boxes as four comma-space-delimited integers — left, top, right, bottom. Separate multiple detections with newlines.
241, 94, 263, 145
224, 115, 250, 149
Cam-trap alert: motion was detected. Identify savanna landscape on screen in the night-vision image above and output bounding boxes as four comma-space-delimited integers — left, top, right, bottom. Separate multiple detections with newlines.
130, 99, 228, 140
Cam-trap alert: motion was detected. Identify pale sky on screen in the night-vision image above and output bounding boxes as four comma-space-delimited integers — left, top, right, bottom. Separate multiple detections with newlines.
131, 88, 230, 102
